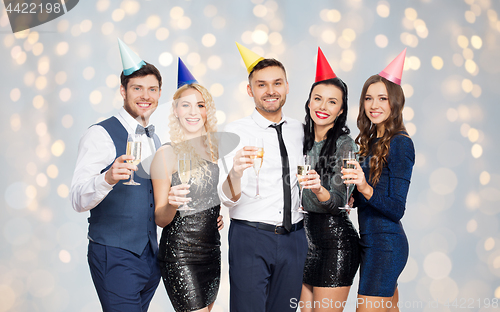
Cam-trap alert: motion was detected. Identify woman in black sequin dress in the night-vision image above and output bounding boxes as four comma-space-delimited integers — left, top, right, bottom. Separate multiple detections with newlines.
151, 81, 221, 312
298, 48, 360, 312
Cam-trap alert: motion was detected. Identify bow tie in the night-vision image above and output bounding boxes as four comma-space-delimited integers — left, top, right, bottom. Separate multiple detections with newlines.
135, 124, 155, 138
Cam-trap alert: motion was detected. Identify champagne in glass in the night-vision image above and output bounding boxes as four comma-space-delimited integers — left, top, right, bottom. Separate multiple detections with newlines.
123, 134, 141, 186
297, 164, 311, 178
295, 155, 311, 213
342, 158, 356, 171
249, 138, 264, 198
177, 153, 194, 211
178, 160, 190, 185
252, 147, 264, 175
340, 150, 357, 210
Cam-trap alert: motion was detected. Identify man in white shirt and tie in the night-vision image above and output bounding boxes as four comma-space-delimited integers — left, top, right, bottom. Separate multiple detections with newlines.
218, 45, 308, 311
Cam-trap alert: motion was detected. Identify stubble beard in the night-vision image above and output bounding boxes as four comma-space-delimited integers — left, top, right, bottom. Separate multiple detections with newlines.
257, 95, 286, 113
124, 96, 158, 125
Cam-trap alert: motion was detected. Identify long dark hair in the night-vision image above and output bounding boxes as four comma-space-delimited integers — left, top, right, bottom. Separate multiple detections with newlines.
355, 74, 407, 186
303, 78, 350, 187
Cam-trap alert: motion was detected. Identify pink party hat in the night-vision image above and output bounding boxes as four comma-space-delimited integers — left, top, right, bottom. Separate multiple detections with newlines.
315, 47, 337, 82
379, 48, 406, 85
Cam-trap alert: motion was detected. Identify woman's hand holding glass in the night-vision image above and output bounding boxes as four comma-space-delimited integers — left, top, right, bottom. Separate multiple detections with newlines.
299, 170, 322, 194
297, 169, 323, 214
299, 170, 332, 208
168, 184, 191, 208
341, 160, 373, 201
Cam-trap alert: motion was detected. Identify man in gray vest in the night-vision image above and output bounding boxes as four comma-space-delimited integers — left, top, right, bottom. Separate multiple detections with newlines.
70, 39, 163, 312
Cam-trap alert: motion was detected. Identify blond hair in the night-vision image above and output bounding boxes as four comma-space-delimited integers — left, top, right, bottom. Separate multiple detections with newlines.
169, 83, 218, 184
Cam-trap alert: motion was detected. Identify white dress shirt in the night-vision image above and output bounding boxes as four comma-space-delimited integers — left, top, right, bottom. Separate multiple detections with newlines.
218, 109, 304, 226
70, 107, 157, 213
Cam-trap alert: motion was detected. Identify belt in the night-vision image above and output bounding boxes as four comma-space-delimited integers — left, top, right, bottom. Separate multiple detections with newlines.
232, 219, 304, 235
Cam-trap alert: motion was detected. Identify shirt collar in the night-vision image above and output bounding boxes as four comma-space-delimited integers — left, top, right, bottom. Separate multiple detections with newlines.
118, 107, 152, 133
251, 108, 288, 129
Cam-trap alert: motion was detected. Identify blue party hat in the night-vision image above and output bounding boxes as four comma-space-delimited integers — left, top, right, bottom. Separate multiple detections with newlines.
118, 38, 146, 76
177, 58, 198, 88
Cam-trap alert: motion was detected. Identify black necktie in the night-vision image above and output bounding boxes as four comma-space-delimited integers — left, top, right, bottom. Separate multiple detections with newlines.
270, 123, 292, 232
136, 124, 155, 138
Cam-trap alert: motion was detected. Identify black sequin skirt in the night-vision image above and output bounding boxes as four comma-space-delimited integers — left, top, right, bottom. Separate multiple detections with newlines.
303, 211, 360, 287
158, 206, 221, 312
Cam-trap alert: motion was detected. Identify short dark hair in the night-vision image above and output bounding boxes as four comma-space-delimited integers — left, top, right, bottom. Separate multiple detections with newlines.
248, 58, 287, 81
120, 62, 162, 89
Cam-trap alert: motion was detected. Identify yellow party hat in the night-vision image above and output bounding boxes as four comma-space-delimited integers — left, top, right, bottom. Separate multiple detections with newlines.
236, 42, 265, 74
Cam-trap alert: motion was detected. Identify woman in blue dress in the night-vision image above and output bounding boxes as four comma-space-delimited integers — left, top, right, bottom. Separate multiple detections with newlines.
342, 53, 415, 311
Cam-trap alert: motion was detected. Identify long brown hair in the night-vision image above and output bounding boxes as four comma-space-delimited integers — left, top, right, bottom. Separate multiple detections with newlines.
355, 75, 408, 186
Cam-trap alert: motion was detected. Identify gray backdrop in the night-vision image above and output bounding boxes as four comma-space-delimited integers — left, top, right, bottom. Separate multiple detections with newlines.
1, 0, 499, 311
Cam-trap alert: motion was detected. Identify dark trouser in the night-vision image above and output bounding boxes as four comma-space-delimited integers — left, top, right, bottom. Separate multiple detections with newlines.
229, 220, 308, 312
87, 241, 161, 312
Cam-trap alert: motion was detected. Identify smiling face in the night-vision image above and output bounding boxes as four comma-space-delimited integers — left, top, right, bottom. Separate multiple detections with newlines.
308, 83, 344, 132
120, 74, 161, 126
174, 88, 207, 138
247, 66, 289, 121
364, 81, 391, 136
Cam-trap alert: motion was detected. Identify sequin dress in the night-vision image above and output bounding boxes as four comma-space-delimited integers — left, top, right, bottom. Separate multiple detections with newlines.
302, 134, 360, 287
354, 134, 415, 297
158, 160, 221, 312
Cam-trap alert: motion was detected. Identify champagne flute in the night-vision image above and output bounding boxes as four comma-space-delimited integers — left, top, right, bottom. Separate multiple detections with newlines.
123, 134, 142, 186
177, 153, 194, 211
295, 155, 312, 214
249, 138, 264, 198
340, 150, 357, 210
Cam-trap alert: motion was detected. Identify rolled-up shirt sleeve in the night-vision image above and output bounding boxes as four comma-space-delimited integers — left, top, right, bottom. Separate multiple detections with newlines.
217, 128, 242, 209
70, 125, 116, 213
217, 155, 241, 209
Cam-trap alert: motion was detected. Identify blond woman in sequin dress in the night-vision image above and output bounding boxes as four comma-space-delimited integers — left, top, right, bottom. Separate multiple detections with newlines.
152, 82, 221, 312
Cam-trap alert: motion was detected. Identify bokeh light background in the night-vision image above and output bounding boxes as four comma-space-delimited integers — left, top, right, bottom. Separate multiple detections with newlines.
1, 0, 500, 311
